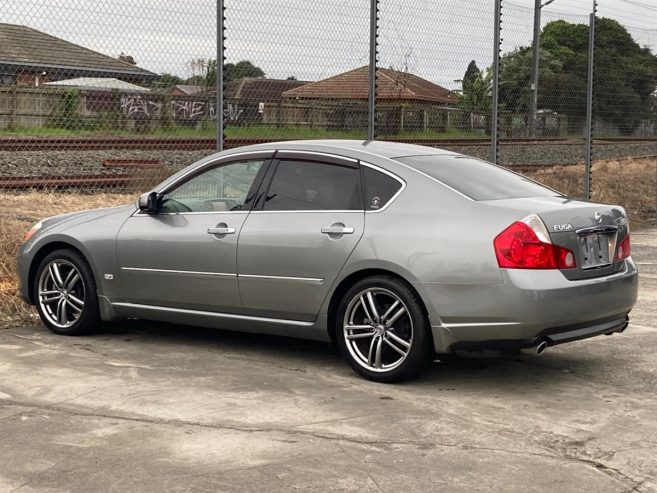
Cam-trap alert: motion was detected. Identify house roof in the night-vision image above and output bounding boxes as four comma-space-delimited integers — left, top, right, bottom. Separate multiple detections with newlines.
45, 77, 149, 92
226, 77, 309, 102
0, 23, 156, 79
282, 66, 458, 104
169, 84, 207, 96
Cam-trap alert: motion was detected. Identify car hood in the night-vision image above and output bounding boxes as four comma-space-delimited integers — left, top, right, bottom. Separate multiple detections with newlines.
40, 204, 136, 233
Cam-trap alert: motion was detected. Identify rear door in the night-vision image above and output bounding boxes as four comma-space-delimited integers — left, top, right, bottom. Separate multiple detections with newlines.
237, 152, 365, 322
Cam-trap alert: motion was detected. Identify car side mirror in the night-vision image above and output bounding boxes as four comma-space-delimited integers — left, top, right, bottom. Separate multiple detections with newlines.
137, 192, 159, 214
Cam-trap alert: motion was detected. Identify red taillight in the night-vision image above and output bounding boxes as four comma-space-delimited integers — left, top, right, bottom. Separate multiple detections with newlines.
494, 221, 576, 270
616, 234, 630, 261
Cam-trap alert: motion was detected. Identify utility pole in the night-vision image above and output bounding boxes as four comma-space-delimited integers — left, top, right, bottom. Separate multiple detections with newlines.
491, 0, 502, 164
368, 0, 379, 141
530, 0, 557, 138
216, 0, 225, 152
584, 1, 597, 200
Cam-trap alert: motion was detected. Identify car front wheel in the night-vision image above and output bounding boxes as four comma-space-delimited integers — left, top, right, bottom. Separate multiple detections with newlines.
34, 249, 100, 335
336, 276, 431, 383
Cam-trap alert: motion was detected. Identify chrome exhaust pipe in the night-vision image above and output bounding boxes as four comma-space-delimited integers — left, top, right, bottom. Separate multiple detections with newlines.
536, 341, 548, 355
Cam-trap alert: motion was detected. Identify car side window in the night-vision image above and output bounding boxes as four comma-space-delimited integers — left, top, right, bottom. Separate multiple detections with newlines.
160, 159, 264, 213
262, 160, 362, 211
363, 166, 402, 210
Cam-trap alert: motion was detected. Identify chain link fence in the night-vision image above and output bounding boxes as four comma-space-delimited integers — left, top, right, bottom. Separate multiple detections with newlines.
0, 0, 655, 226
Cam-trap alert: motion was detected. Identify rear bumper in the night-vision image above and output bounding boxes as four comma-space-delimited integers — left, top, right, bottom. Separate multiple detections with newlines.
451, 314, 629, 352
416, 258, 638, 353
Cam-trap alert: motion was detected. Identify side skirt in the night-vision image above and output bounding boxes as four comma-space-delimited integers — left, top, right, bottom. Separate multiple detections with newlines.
110, 301, 331, 342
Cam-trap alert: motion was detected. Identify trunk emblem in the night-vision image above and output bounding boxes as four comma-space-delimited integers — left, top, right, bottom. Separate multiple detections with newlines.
595, 211, 602, 223
553, 224, 573, 231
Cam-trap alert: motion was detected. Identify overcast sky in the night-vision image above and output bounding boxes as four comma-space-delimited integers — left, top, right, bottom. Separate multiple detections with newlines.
2, 0, 655, 89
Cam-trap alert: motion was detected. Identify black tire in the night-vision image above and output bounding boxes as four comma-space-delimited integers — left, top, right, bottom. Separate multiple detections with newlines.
33, 249, 100, 335
335, 275, 431, 383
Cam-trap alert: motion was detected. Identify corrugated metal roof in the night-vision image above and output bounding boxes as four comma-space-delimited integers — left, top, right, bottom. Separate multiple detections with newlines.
45, 77, 149, 92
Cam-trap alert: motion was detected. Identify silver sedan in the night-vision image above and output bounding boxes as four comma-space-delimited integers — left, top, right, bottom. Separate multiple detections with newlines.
17, 140, 638, 382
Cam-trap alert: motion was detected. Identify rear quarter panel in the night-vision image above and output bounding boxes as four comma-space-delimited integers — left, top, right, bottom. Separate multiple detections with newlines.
326, 163, 526, 326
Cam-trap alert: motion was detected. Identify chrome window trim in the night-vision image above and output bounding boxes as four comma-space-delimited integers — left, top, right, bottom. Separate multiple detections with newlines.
249, 210, 364, 215
252, 151, 406, 214
112, 302, 314, 327
290, 143, 475, 202
157, 150, 274, 195
360, 161, 406, 213
239, 274, 324, 284
132, 210, 249, 217
121, 267, 237, 278
275, 149, 358, 163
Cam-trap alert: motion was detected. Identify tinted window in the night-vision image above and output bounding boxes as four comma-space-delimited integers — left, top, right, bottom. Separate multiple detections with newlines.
263, 160, 362, 211
363, 166, 402, 210
397, 155, 560, 201
160, 160, 263, 213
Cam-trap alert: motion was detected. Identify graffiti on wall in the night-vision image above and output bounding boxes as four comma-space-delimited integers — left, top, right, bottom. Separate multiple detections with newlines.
120, 95, 244, 124
171, 100, 208, 120
120, 95, 162, 117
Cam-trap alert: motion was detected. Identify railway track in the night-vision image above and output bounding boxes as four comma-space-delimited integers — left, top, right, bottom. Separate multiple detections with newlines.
0, 136, 654, 152
0, 163, 573, 190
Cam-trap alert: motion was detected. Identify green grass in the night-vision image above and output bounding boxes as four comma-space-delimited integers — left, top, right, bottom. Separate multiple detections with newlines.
0, 124, 484, 140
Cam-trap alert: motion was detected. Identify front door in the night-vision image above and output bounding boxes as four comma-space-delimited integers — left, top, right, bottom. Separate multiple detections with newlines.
237, 156, 365, 321
116, 158, 266, 312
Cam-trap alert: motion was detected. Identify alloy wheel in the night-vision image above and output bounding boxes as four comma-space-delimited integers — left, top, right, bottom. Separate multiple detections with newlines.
37, 259, 86, 328
343, 287, 414, 372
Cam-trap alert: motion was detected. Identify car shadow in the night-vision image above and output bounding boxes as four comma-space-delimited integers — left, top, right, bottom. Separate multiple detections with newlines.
90, 319, 592, 392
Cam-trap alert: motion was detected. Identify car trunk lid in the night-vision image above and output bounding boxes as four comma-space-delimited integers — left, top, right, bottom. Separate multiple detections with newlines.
483, 196, 629, 280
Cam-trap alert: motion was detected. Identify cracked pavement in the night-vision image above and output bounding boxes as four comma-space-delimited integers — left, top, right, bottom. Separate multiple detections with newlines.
1, 229, 656, 492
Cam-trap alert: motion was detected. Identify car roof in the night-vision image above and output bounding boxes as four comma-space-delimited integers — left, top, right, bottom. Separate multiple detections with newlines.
225, 139, 461, 160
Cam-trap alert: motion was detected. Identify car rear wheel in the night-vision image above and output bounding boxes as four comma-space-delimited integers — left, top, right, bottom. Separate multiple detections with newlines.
336, 276, 431, 382
34, 249, 100, 335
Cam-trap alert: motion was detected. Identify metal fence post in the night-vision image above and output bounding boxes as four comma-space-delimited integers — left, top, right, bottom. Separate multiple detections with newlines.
490, 0, 502, 164
216, 0, 225, 152
368, 0, 379, 141
584, 1, 597, 199
530, 0, 541, 138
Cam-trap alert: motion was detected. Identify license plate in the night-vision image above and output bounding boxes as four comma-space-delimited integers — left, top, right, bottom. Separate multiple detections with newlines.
578, 233, 612, 269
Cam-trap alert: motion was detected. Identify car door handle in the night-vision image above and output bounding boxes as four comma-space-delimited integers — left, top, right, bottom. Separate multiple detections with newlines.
321, 226, 354, 235
207, 227, 236, 235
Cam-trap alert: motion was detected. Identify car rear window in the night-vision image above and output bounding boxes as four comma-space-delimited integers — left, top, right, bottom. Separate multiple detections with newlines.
396, 155, 561, 201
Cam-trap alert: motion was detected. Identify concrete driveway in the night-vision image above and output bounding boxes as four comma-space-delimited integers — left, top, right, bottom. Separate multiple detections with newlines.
1, 230, 656, 492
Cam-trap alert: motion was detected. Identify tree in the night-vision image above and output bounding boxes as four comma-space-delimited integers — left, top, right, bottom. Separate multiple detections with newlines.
286, 75, 297, 81
224, 60, 265, 82
157, 73, 184, 88
186, 59, 265, 86
459, 67, 492, 113
462, 61, 480, 96
118, 52, 137, 65
497, 18, 657, 135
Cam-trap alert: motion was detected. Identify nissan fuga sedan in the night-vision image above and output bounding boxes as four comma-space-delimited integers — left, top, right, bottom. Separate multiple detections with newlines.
17, 140, 638, 382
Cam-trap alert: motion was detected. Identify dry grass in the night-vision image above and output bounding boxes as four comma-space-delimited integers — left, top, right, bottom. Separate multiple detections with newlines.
0, 157, 655, 327
0, 191, 136, 328
522, 156, 656, 227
